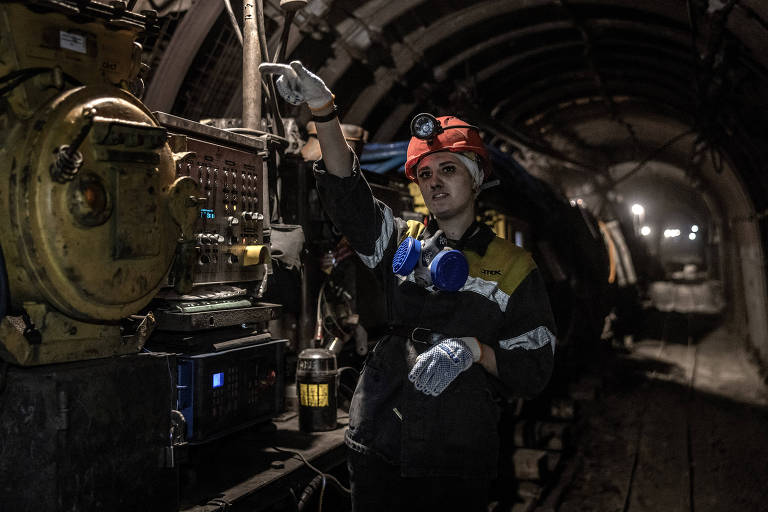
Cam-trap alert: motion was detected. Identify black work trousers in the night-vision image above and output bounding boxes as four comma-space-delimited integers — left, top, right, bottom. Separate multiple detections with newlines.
347, 448, 490, 512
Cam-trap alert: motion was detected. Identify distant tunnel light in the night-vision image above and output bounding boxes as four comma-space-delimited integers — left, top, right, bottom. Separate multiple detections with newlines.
640, 226, 652, 236
664, 228, 681, 238
691, 225, 699, 233
689, 232, 697, 240
631, 203, 645, 216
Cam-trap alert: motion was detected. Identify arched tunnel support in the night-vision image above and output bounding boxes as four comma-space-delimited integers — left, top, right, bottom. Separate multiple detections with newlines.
145, 0, 768, 368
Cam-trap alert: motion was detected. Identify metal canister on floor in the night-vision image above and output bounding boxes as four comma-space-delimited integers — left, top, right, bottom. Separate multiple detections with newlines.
296, 348, 337, 432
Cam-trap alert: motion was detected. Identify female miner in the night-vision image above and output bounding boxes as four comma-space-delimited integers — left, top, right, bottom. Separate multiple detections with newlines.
261, 61, 556, 512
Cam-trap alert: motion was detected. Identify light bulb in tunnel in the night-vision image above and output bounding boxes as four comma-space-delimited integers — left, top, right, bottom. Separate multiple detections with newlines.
691, 225, 699, 233
689, 232, 697, 240
631, 203, 645, 216
640, 226, 652, 236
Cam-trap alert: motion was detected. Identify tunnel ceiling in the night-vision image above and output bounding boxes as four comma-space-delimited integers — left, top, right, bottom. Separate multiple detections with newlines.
145, 0, 768, 224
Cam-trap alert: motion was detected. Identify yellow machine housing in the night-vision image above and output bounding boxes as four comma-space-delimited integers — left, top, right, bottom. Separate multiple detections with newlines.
0, 2, 197, 365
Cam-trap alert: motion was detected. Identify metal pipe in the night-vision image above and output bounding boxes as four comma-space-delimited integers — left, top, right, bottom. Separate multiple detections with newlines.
243, 1, 262, 129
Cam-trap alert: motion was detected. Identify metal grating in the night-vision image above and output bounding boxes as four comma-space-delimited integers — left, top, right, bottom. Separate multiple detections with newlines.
172, 11, 243, 121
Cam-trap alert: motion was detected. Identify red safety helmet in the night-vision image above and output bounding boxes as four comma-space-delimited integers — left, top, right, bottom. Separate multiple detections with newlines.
405, 115, 492, 181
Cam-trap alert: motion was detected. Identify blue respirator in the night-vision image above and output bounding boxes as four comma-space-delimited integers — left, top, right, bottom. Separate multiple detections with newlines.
392, 231, 469, 292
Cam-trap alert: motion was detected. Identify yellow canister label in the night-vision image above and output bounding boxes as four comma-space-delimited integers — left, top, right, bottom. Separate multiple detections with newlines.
300, 383, 329, 407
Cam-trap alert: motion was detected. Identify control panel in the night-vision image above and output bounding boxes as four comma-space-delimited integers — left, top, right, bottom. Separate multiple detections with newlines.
176, 339, 286, 443
156, 113, 271, 287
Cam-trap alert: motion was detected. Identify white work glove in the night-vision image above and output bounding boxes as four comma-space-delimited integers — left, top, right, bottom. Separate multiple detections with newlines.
258, 60, 334, 110
408, 337, 482, 396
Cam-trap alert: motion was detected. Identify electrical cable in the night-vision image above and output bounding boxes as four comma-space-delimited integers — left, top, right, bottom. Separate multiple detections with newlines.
289, 487, 300, 512
274, 10, 296, 64
267, 147, 282, 222
317, 475, 326, 512
0, 67, 80, 97
336, 367, 359, 378
612, 129, 695, 186
255, 0, 270, 65
147, 0, 178, 11
272, 445, 351, 495
314, 280, 327, 342
320, 285, 343, 336
256, 0, 286, 138
319, 281, 354, 339
222, 0, 243, 46
0, 67, 53, 85
336, 367, 359, 401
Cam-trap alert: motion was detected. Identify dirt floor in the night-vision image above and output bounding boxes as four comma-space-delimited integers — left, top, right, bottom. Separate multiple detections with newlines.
543, 326, 768, 512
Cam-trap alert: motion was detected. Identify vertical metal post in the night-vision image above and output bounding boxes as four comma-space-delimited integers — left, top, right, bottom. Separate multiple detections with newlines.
298, 164, 312, 350
243, 1, 261, 129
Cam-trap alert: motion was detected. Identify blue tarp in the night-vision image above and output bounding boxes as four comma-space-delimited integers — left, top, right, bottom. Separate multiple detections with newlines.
360, 141, 409, 174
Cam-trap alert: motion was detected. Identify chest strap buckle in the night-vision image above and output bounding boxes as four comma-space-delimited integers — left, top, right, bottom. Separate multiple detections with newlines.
410, 327, 433, 345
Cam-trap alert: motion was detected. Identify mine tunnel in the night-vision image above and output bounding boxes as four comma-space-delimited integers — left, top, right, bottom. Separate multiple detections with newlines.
1, 0, 767, 511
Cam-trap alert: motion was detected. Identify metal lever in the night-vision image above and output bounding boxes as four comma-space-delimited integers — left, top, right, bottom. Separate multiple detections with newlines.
50, 107, 97, 183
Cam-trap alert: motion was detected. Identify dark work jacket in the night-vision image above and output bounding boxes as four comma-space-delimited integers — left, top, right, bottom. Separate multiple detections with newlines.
314, 156, 556, 478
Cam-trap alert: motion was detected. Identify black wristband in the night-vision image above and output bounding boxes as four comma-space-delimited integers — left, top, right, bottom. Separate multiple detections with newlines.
311, 104, 338, 123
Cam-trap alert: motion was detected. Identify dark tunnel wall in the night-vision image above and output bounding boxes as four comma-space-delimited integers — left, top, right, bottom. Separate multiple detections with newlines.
142, 0, 768, 363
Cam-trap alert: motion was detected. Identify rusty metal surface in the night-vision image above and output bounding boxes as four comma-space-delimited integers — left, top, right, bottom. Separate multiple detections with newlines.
1, 86, 180, 321
0, 4, 194, 365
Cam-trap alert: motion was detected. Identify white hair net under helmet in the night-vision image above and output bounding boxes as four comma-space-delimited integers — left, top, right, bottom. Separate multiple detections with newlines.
454, 152, 484, 195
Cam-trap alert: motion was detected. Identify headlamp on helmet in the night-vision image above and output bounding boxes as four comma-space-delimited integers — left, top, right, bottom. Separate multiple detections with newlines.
409, 113, 479, 143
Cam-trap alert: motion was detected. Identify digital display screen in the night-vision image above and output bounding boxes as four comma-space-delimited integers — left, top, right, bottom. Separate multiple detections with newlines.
212, 372, 224, 388
200, 208, 215, 219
